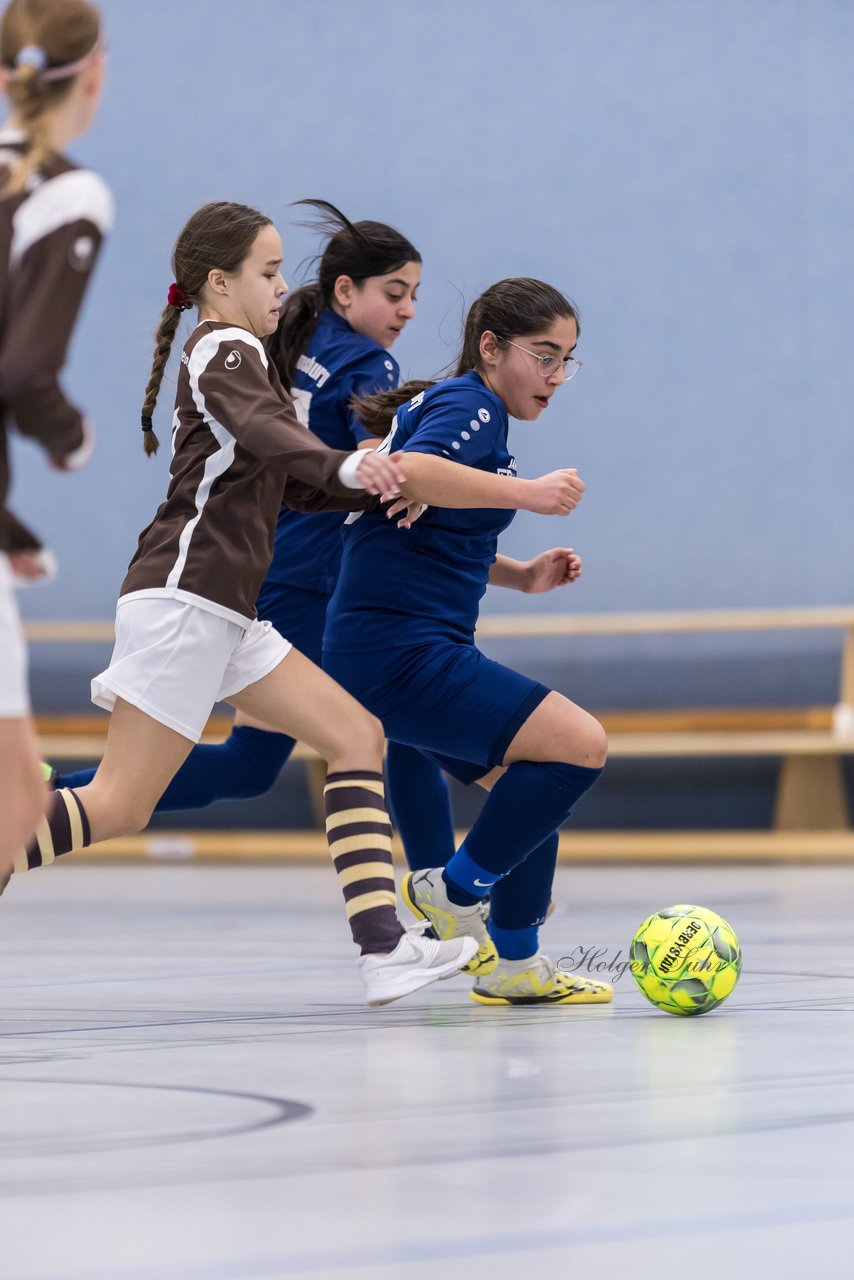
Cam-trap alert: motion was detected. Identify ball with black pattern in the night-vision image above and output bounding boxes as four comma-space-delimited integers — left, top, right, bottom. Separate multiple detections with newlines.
630, 904, 741, 1016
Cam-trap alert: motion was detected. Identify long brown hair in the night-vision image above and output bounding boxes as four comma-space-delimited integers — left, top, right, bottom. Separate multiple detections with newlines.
0, 0, 101, 194
140, 202, 272, 456
269, 199, 420, 386
355, 278, 580, 438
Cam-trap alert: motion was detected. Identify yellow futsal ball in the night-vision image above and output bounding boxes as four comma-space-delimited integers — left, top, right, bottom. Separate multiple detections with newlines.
629, 904, 742, 1016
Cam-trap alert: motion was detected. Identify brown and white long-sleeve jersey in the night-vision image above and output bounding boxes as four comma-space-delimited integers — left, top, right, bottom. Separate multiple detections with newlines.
0, 129, 113, 551
122, 321, 370, 626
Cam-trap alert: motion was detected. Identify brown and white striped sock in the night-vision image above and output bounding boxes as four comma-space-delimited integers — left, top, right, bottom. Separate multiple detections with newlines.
13, 788, 91, 875
323, 770, 406, 956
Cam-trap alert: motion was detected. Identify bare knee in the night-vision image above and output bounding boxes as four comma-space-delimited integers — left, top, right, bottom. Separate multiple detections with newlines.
571, 714, 608, 768
507, 692, 608, 772
551, 711, 607, 769
325, 707, 385, 774
353, 709, 385, 765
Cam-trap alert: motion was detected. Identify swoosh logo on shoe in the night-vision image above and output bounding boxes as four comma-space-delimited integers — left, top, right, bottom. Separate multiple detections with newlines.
473, 879, 492, 887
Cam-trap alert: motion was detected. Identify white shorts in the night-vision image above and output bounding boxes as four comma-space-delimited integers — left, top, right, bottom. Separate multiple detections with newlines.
0, 554, 30, 718
91, 597, 292, 742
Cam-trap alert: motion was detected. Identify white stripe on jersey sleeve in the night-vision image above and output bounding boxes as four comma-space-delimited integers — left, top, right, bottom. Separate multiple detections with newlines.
164, 328, 264, 592
10, 169, 114, 266
189, 326, 269, 376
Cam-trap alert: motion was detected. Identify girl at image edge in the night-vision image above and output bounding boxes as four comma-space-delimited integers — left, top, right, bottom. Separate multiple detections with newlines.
0, 0, 111, 874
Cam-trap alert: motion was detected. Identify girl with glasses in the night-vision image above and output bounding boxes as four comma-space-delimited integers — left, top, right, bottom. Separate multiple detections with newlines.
322, 278, 613, 1006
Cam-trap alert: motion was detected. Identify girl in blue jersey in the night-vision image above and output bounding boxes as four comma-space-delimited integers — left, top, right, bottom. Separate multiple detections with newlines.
56, 202, 458, 872
323, 278, 614, 1006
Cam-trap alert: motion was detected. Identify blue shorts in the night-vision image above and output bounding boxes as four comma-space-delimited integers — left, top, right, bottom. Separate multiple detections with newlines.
256, 580, 330, 662
323, 639, 549, 785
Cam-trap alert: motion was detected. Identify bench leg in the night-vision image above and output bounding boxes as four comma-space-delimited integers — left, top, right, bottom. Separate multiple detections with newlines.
774, 754, 851, 830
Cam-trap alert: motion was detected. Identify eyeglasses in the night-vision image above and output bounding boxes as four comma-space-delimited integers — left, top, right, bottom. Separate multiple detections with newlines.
501, 338, 583, 382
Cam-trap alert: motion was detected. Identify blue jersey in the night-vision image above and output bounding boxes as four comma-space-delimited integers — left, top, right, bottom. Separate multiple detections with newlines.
267, 309, 399, 592
324, 371, 517, 653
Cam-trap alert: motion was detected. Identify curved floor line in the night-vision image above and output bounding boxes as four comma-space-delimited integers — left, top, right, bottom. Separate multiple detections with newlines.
0, 1075, 313, 1158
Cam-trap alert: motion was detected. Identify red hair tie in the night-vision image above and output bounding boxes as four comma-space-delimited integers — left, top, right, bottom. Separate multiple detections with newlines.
167, 283, 192, 311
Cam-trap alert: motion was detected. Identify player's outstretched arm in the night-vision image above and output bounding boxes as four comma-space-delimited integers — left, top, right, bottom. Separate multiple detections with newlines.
390, 452, 585, 515
280, 449, 405, 513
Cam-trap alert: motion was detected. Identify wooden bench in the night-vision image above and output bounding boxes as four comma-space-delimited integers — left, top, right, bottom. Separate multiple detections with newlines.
35, 706, 854, 831
25, 606, 854, 861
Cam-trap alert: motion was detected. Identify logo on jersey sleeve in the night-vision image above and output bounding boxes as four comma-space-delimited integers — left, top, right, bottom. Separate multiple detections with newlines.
224, 350, 242, 370
69, 234, 95, 270
448, 399, 494, 452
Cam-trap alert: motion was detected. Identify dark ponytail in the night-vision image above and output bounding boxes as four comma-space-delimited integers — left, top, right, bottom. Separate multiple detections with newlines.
268, 281, 323, 388
353, 277, 580, 439
270, 199, 421, 386
351, 381, 435, 439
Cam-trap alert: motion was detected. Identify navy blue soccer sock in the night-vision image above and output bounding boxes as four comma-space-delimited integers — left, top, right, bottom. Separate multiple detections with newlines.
488, 832, 559, 960
58, 725, 295, 813
442, 759, 602, 904
385, 741, 456, 871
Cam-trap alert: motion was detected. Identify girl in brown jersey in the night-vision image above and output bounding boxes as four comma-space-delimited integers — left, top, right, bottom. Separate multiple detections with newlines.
0, 0, 109, 878
8, 199, 479, 1005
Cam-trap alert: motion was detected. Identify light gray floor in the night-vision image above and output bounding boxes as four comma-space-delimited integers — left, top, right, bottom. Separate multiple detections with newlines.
1, 861, 852, 1280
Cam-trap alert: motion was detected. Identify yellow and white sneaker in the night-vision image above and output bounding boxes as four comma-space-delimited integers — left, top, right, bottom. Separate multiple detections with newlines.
470, 954, 613, 1005
401, 867, 498, 976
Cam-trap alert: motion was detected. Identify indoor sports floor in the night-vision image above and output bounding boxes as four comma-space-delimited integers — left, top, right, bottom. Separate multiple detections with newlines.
1, 860, 852, 1279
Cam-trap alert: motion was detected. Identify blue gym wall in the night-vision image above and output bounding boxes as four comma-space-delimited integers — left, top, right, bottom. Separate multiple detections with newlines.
9, 0, 854, 730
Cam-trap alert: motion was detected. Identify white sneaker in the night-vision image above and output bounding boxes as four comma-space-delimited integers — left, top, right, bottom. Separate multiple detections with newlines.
360, 928, 479, 1007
